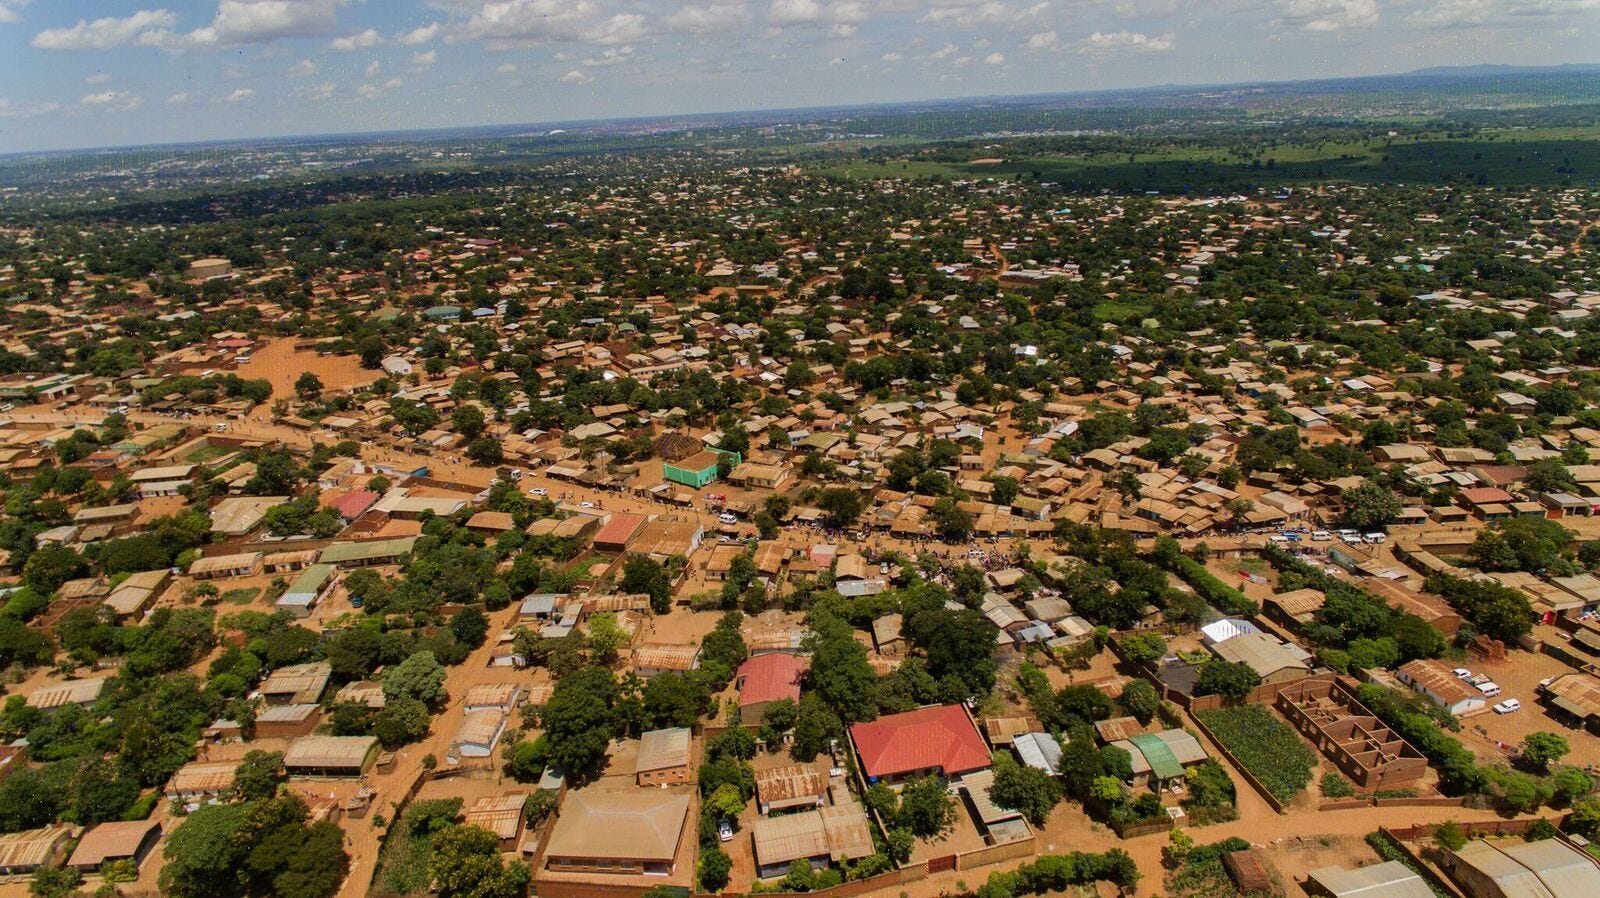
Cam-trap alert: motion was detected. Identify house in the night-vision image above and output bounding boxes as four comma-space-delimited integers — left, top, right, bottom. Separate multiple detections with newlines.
1306, 861, 1434, 898
542, 790, 690, 875
317, 536, 417, 568
463, 683, 523, 713
1275, 679, 1427, 790
102, 569, 170, 620
254, 703, 322, 738
260, 661, 332, 705
850, 704, 990, 785
0, 824, 75, 874
755, 765, 828, 815
26, 677, 108, 709
276, 563, 335, 618
455, 709, 510, 758
632, 643, 701, 677
188, 551, 263, 580
66, 820, 161, 872
283, 735, 380, 777
592, 513, 647, 552
165, 760, 241, 805
750, 804, 874, 879
1540, 673, 1600, 732
1208, 632, 1312, 684
464, 793, 528, 848
1397, 659, 1486, 716
736, 653, 807, 725
1106, 729, 1210, 788
1443, 837, 1600, 898
635, 727, 692, 785
663, 449, 736, 489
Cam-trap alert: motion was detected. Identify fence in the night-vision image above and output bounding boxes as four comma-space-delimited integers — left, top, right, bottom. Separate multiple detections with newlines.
1384, 818, 1555, 842
954, 833, 1039, 870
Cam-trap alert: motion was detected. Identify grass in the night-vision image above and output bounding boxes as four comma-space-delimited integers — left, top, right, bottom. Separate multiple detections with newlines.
182, 444, 230, 463
819, 130, 1600, 190
219, 587, 260, 605
1196, 705, 1316, 805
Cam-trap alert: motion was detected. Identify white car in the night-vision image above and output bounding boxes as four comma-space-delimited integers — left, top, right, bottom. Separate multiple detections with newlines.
717, 819, 734, 842
1452, 668, 1472, 680
579, 501, 594, 509
530, 487, 548, 496
1312, 530, 1332, 541
1475, 682, 1502, 697
719, 513, 738, 525
1493, 699, 1521, 714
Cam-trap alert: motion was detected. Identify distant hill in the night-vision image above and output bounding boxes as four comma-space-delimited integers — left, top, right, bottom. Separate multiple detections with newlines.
1403, 64, 1600, 78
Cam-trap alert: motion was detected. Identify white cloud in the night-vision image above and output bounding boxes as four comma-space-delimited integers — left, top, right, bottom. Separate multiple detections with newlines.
397, 22, 440, 45
559, 69, 593, 82
355, 77, 404, 99
364, 60, 381, 76
32, 10, 178, 50
329, 27, 381, 51
165, 92, 192, 104
301, 81, 335, 99
881, 50, 903, 60
411, 49, 437, 68
985, 51, 1005, 64
1079, 30, 1175, 53
227, 87, 255, 102
287, 58, 317, 77
0, 1, 31, 25
768, 0, 868, 27
0, 97, 60, 118
583, 45, 635, 66
1272, 0, 1378, 32
1024, 30, 1057, 50
449, 1, 651, 48
496, 62, 518, 73
80, 90, 144, 112
140, 0, 350, 50
85, 73, 113, 85
667, 2, 751, 32
1410, 0, 1600, 27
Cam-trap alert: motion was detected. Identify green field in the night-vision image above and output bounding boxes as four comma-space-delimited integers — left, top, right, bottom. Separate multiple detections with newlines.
821, 128, 1600, 190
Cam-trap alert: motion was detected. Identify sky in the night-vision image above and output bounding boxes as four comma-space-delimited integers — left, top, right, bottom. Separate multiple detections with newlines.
0, 0, 1597, 153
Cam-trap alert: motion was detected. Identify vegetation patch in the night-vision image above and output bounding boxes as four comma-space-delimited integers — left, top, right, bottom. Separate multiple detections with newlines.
1195, 705, 1315, 805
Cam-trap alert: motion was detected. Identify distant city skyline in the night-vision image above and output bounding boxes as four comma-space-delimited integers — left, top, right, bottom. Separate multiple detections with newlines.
2, 0, 1598, 153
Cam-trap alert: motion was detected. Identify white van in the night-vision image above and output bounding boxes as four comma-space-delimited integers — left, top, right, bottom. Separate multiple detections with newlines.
718, 513, 738, 525
1476, 682, 1502, 698
1312, 530, 1332, 541
1363, 532, 1386, 544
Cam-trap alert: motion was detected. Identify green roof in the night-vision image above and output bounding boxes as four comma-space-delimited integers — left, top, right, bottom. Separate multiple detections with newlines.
318, 537, 417, 565
285, 564, 334, 597
1130, 733, 1184, 781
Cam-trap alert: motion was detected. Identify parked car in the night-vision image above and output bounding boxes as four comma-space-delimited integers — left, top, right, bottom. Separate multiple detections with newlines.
718, 819, 734, 842
1312, 530, 1332, 541
719, 513, 738, 525
530, 487, 548, 496
1362, 532, 1386, 544
1452, 668, 1472, 679
1493, 699, 1522, 714
1476, 682, 1502, 697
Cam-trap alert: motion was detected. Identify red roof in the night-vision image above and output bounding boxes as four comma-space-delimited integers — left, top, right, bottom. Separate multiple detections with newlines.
593, 513, 646, 548
327, 489, 379, 520
851, 705, 990, 781
1460, 487, 1514, 505
736, 654, 808, 708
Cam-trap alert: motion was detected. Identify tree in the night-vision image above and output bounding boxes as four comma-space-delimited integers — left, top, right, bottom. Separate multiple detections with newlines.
930, 496, 972, 540
1521, 732, 1570, 773
1195, 660, 1260, 700
897, 776, 956, 837
503, 740, 544, 783
28, 868, 82, 898
373, 696, 431, 749
233, 750, 284, 801
22, 546, 88, 596
585, 612, 627, 663
450, 607, 489, 648
641, 672, 709, 729
816, 487, 864, 529
1120, 679, 1160, 723
1569, 797, 1600, 837
542, 667, 618, 777
789, 694, 841, 762
1434, 820, 1468, 851
430, 824, 531, 898
698, 846, 733, 891
1525, 458, 1577, 494
989, 752, 1060, 825
382, 650, 447, 706
1119, 632, 1167, 666
294, 372, 324, 402
466, 437, 504, 466
1342, 478, 1402, 529
452, 405, 487, 439
620, 555, 672, 613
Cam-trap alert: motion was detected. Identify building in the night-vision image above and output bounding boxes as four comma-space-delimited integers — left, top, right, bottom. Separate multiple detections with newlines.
850, 704, 990, 785
259, 661, 332, 705
1306, 861, 1434, 898
750, 804, 874, 879
663, 449, 737, 489
1208, 631, 1312, 684
1539, 673, 1600, 733
542, 790, 689, 875
455, 709, 510, 758
736, 653, 807, 725
26, 677, 108, 709
632, 643, 701, 677
592, 513, 647, 552
102, 569, 170, 620
0, 824, 75, 875
1397, 659, 1487, 716
635, 727, 692, 785
1275, 679, 1428, 790
276, 563, 335, 617
66, 820, 161, 872
755, 765, 828, 815
1444, 837, 1600, 898
317, 536, 418, 567
254, 703, 322, 738
283, 735, 379, 777
463, 683, 523, 713
464, 793, 528, 847
188, 551, 263, 580
164, 760, 241, 805
1106, 729, 1210, 788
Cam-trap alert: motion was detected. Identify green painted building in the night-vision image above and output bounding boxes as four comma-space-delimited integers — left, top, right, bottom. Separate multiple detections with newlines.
663, 449, 739, 489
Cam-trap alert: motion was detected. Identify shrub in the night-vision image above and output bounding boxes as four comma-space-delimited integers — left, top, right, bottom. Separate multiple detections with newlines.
1195, 706, 1314, 804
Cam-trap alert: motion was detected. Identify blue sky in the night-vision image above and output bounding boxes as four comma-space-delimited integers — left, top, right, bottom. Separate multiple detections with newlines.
1, 0, 1597, 153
